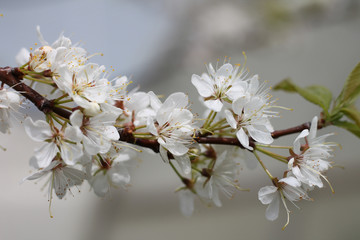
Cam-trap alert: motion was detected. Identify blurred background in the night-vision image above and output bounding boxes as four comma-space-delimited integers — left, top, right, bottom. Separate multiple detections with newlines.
1, 0, 360, 239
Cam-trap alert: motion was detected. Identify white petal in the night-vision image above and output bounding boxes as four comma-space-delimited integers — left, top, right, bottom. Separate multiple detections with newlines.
36, 26, 49, 46
15, 48, 30, 66
70, 110, 84, 128
224, 110, 237, 129
125, 92, 150, 112
258, 186, 278, 204
216, 63, 233, 78
164, 142, 189, 156
53, 171, 67, 199
34, 143, 58, 168
279, 176, 301, 187
204, 99, 223, 112
92, 172, 109, 197
236, 128, 252, 150
109, 166, 130, 186
175, 154, 191, 175
159, 146, 169, 163
191, 74, 213, 97
265, 193, 280, 221
62, 167, 86, 186
148, 91, 162, 111
60, 142, 83, 165
232, 96, 248, 115
293, 129, 309, 155
164, 92, 188, 109
24, 118, 51, 141
178, 190, 194, 217
309, 116, 318, 140
226, 81, 247, 100
247, 125, 273, 145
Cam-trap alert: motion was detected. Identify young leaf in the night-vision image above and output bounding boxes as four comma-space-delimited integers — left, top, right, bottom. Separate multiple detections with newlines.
340, 105, 360, 127
335, 62, 360, 107
333, 120, 360, 138
274, 79, 332, 115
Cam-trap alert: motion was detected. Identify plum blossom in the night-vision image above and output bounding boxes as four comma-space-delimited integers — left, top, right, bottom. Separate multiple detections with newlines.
258, 176, 310, 229
191, 62, 250, 112
23, 26, 87, 74
23, 159, 87, 200
91, 147, 132, 197
55, 63, 110, 110
24, 118, 83, 168
0, 88, 21, 133
70, 110, 120, 156
197, 151, 243, 207
109, 76, 155, 126
147, 91, 195, 158
224, 76, 276, 150
288, 116, 335, 189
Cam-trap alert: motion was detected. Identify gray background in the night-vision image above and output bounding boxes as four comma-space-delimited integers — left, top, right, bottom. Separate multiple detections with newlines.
0, 0, 360, 239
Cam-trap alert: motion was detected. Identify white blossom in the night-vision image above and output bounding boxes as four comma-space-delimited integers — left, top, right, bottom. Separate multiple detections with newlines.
0, 88, 21, 133
147, 91, 195, 158
70, 110, 120, 155
24, 118, 83, 168
258, 176, 309, 229
23, 159, 87, 200
191, 63, 249, 112
55, 63, 110, 110
90, 147, 132, 197
225, 77, 276, 150
197, 151, 242, 207
288, 116, 335, 188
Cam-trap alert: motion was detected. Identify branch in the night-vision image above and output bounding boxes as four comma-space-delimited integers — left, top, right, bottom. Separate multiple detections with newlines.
0, 66, 326, 154
0, 67, 71, 118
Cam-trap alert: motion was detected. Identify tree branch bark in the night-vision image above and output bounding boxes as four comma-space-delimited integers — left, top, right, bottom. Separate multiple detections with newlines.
0, 66, 324, 153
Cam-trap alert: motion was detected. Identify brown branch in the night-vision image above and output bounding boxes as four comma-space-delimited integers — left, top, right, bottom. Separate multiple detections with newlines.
0, 66, 326, 154
0, 67, 71, 119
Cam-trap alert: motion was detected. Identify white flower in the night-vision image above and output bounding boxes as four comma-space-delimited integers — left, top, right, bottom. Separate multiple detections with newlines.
56, 63, 110, 109
108, 76, 156, 126
70, 110, 120, 155
26, 26, 87, 73
191, 63, 249, 112
147, 91, 195, 157
91, 147, 132, 197
197, 151, 242, 207
258, 176, 309, 229
23, 159, 87, 200
24, 117, 83, 168
0, 88, 21, 133
288, 116, 335, 188
224, 77, 276, 150
159, 147, 191, 175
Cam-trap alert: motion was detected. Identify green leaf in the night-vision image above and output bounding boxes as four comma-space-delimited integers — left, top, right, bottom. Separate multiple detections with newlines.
274, 79, 332, 114
333, 120, 360, 138
340, 105, 360, 127
335, 62, 360, 106
273, 78, 297, 92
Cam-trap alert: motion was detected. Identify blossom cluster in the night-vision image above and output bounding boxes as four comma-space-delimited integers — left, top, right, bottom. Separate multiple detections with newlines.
0, 27, 338, 228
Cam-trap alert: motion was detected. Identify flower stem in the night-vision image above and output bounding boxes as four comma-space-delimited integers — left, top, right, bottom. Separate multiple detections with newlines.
253, 151, 274, 180
203, 110, 215, 129
169, 160, 184, 181
256, 144, 292, 149
255, 146, 288, 164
